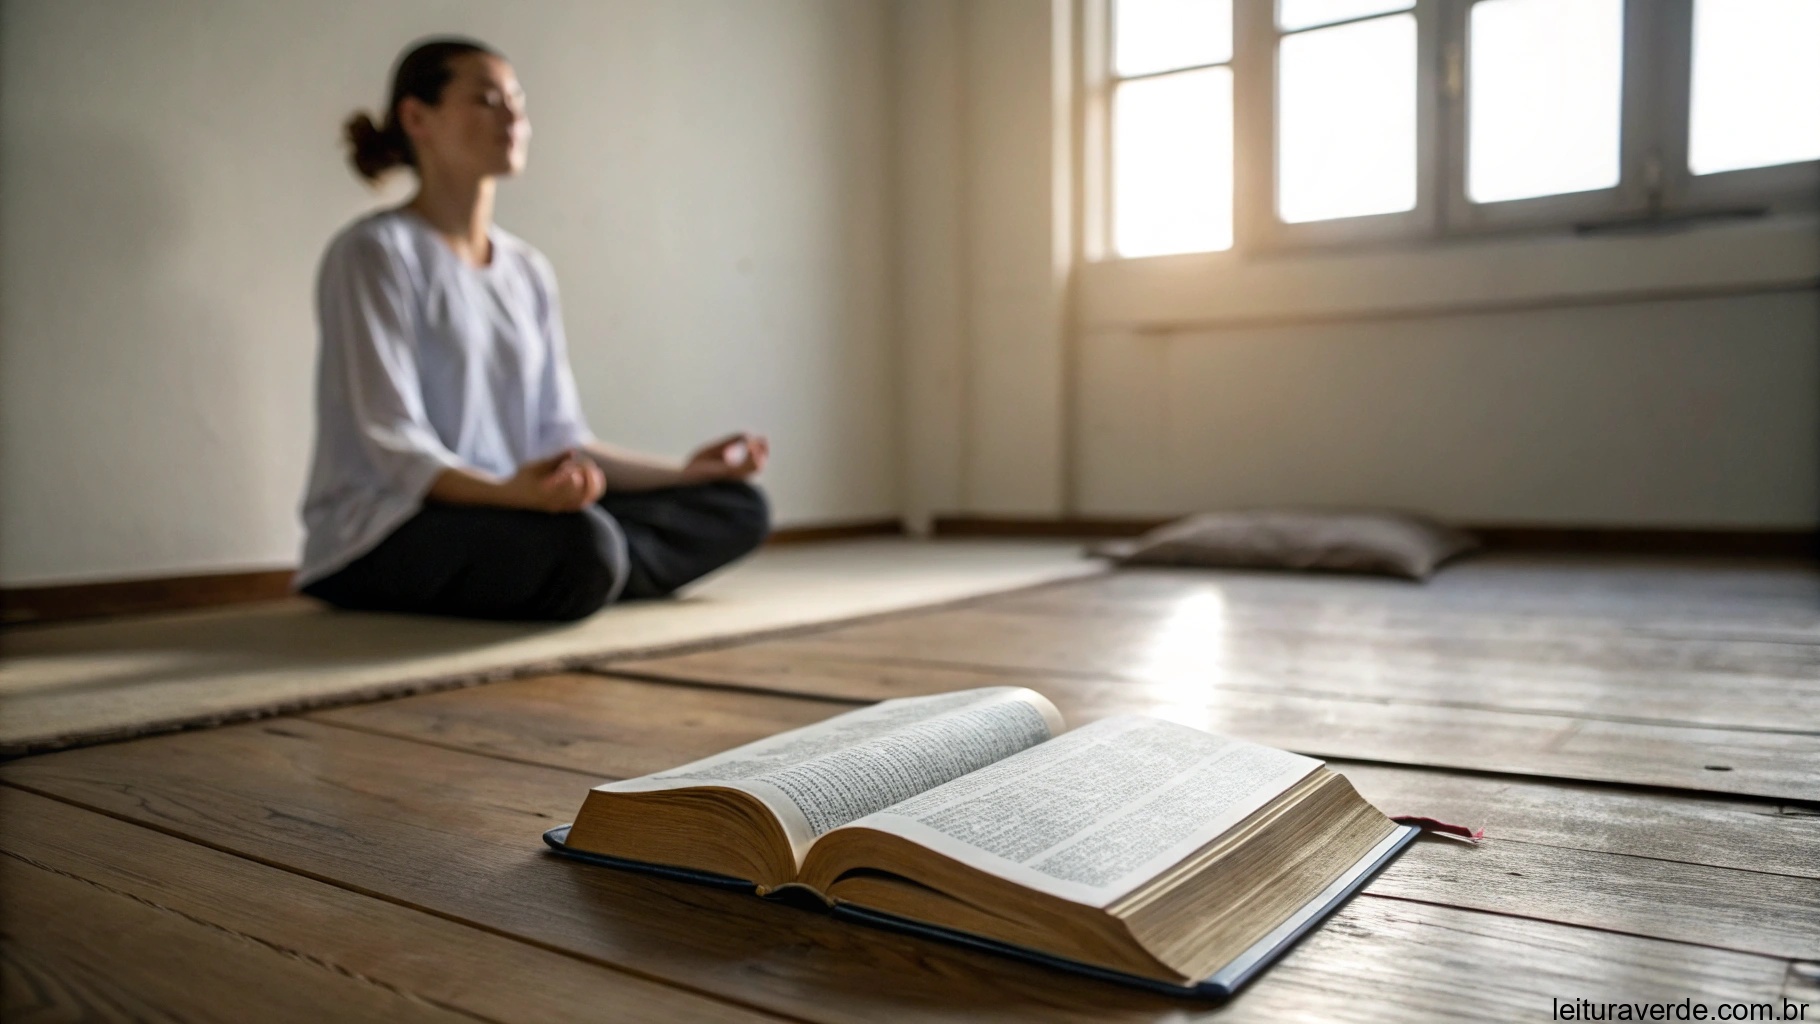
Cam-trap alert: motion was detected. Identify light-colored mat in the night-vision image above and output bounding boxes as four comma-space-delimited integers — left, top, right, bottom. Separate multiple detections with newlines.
0, 539, 1103, 756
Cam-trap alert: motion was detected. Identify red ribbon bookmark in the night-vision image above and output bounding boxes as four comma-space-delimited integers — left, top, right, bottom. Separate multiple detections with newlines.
1390, 816, 1485, 843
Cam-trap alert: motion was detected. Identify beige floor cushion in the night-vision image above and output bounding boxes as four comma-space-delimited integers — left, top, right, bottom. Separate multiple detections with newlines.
1093, 509, 1480, 581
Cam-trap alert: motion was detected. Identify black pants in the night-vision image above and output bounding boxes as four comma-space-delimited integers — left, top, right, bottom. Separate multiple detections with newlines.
302, 480, 770, 622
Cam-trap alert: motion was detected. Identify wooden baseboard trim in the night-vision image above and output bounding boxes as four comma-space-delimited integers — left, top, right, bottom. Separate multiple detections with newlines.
932, 516, 1169, 538
1, 569, 299, 627
0, 519, 910, 626
763, 519, 906, 545
932, 516, 1819, 558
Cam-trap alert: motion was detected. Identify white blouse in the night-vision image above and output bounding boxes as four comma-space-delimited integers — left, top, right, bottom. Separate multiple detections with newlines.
295, 207, 595, 588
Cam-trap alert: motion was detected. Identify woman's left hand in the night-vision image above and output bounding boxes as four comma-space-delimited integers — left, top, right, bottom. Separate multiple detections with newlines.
683, 432, 769, 482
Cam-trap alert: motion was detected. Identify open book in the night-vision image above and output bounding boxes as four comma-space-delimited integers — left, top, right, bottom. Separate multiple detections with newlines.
544, 687, 1416, 997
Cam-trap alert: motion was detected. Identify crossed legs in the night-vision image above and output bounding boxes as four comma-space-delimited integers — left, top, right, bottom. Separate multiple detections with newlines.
301, 480, 771, 622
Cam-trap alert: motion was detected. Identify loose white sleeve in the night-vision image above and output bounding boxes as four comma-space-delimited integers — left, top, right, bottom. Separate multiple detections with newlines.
529, 252, 596, 454
318, 233, 466, 497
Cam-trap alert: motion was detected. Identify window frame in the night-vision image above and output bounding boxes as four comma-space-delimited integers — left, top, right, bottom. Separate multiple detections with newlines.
1650, 0, 1820, 218
1093, 0, 1820, 263
1101, 1, 1241, 260
1438, 0, 1656, 235
1239, 0, 1441, 253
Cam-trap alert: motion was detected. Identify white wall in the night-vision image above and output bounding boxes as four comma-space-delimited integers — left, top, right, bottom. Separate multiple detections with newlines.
891, 0, 968, 534
896, 0, 1820, 530
894, 0, 1075, 525
1078, 293, 1819, 526
0, 0, 898, 586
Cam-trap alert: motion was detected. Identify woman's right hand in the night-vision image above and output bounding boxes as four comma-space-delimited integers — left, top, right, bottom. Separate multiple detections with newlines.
505, 450, 606, 512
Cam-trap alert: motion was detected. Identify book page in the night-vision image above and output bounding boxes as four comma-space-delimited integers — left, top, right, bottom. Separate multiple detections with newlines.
597, 687, 1063, 854
839, 716, 1321, 908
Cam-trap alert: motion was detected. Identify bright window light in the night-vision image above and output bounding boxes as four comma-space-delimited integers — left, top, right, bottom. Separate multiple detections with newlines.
1467, 0, 1622, 204
1113, 67, 1234, 257
1277, 0, 1413, 32
1688, 0, 1820, 175
1114, 0, 1233, 77
1277, 14, 1417, 223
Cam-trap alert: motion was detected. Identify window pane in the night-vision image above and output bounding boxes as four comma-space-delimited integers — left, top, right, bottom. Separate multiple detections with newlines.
1277, 0, 1412, 32
1277, 14, 1417, 223
1114, 0, 1232, 77
1689, 0, 1820, 175
1114, 68, 1233, 257
1467, 0, 1622, 204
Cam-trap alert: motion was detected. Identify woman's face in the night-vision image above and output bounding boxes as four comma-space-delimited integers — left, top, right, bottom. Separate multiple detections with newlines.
401, 53, 530, 180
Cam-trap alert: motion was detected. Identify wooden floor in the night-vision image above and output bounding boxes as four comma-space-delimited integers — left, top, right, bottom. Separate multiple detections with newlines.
4, 554, 1817, 1022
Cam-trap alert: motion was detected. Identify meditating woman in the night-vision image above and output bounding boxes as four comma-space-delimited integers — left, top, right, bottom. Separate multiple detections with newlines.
295, 37, 771, 621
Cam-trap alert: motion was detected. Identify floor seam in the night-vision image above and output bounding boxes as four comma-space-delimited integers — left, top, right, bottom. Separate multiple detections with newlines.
299, 716, 613, 781
1437, 833, 1820, 882
1356, 889, 1802, 964
575, 666, 874, 706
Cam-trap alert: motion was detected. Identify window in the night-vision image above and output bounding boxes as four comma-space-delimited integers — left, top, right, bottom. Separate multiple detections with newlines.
1276, 2, 1418, 223
1441, 0, 1641, 231
1100, 0, 1819, 259
1465, 0, 1622, 204
1687, 0, 1820, 176
1109, 0, 1236, 257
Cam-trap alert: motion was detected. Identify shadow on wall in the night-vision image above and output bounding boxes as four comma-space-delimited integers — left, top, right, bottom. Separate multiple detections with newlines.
1, 123, 288, 584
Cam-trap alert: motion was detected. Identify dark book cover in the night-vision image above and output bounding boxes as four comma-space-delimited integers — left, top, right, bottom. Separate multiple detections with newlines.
541, 822, 1419, 999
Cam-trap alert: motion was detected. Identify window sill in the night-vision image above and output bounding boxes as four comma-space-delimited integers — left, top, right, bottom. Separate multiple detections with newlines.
1078, 212, 1819, 331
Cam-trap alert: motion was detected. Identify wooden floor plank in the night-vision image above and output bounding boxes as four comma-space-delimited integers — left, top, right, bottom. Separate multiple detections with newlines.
681, 608, 1820, 731
1327, 763, 1820, 881
316, 673, 1820, 880
1, 719, 1798, 1020
3, 846, 477, 1024
610, 627, 1820, 735
600, 647, 1819, 799
309, 672, 849, 780
0, 787, 792, 1024
1006, 560, 1820, 634
1212, 898, 1793, 1023
1372, 840, 1818, 960
992, 579, 1820, 649
814, 563, 1820, 732
0, 719, 1196, 1023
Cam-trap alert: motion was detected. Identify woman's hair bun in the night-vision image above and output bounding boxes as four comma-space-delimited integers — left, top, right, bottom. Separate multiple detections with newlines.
343, 111, 405, 183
